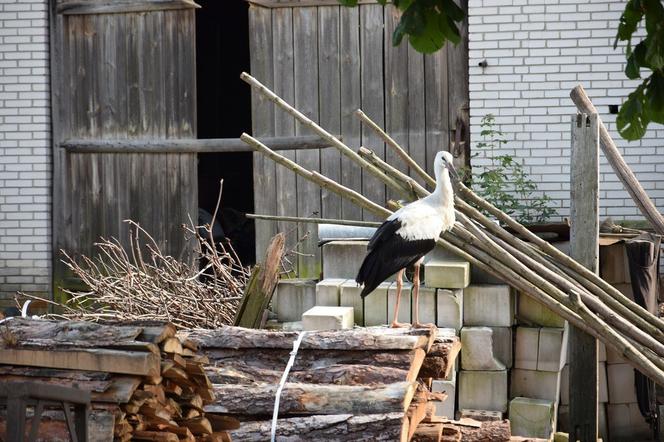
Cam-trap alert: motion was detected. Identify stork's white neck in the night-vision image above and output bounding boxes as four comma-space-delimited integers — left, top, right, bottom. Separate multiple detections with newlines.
430, 165, 454, 210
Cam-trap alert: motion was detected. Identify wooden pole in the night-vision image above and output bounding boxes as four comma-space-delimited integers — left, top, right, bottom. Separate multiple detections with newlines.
569, 113, 599, 442
570, 85, 664, 235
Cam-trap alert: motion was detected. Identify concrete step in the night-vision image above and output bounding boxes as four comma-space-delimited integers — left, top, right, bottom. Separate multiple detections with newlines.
463, 284, 515, 327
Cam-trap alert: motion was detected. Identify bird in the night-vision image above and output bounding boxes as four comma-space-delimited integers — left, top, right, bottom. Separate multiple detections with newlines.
356, 151, 458, 328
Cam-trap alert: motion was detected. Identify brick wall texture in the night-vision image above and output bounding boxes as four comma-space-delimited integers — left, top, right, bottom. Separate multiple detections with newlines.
468, 0, 664, 221
0, 1, 51, 302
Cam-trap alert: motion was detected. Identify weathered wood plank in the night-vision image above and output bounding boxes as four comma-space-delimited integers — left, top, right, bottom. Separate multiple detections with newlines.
249, 5, 278, 262
58, 0, 200, 15
294, 5, 322, 277
447, 0, 470, 173
339, 5, 363, 221
360, 4, 386, 220
408, 45, 427, 187
424, 48, 449, 178
318, 5, 342, 221
569, 112, 600, 442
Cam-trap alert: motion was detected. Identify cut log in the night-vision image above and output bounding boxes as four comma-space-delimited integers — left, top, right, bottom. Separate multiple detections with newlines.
207, 381, 417, 415
4, 318, 143, 343
441, 425, 462, 442
450, 419, 511, 442
408, 389, 434, 441
418, 339, 462, 380
161, 337, 184, 355
228, 413, 406, 442
412, 423, 444, 442
0, 410, 115, 442
132, 431, 180, 442
92, 376, 143, 403
185, 325, 436, 351
0, 347, 161, 377
178, 417, 213, 435
206, 414, 241, 431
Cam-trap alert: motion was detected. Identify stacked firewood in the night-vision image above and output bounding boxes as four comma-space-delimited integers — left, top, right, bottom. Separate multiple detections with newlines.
0, 318, 228, 442
181, 325, 463, 441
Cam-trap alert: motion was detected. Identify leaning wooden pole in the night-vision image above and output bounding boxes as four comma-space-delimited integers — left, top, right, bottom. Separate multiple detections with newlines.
570, 85, 664, 235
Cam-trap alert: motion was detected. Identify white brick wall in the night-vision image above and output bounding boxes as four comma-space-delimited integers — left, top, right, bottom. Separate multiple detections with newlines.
0, 1, 51, 302
468, 0, 664, 221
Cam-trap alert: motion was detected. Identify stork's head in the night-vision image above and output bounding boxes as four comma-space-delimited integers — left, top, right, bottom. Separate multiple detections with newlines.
434, 151, 459, 183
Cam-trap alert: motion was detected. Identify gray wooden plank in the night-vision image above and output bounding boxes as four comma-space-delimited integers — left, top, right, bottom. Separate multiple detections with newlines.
360, 4, 385, 220
447, 0, 470, 173
248, 5, 278, 261
384, 5, 409, 199
318, 5, 342, 222
272, 6, 298, 272
115, 14, 132, 245
339, 5, 362, 222
424, 47, 449, 180
407, 45, 427, 187
293, 5, 322, 278
569, 113, 600, 442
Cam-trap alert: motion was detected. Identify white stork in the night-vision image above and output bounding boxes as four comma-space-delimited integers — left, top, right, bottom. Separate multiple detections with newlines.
356, 151, 458, 328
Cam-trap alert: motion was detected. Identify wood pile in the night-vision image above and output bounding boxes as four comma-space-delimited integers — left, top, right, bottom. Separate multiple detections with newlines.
0, 318, 227, 442
181, 325, 464, 442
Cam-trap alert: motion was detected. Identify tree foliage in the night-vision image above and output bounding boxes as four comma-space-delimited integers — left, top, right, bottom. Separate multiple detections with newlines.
614, 0, 664, 140
338, 0, 465, 53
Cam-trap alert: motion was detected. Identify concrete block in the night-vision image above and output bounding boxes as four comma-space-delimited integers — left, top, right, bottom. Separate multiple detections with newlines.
322, 240, 368, 279
599, 402, 608, 441
517, 292, 565, 327
607, 403, 651, 441
461, 327, 505, 370
515, 327, 539, 370
491, 326, 513, 369
559, 364, 568, 405
599, 361, 608, 403
387, 281, 412, 325
509, 397, 554, 439
537, 327, 566, 372
340, 280, 363, 326
432, 379, 456, 418
415, 285, 436, 325
436, 288, 463, 331
598, 341, 606, 362
457, 409, 503, 421
273, 279, 317, 322
315, 278, 346, 306
606, 346, 627, 364
458, 370, 508, 412
424, 259, 470, 289
302, 306, 354, 331
510, 369, 560, 401
463, 284, 514, 327
363, 282, 390, 326
607, 363, 637, 404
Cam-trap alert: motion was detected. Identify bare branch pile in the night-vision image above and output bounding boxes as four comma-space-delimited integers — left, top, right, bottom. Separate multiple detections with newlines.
53, 220, 249, 329
238, 72, 664, 386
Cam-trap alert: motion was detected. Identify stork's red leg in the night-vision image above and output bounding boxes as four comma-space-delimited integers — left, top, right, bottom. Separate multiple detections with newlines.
412, 261, 435, 329
390, 269, 409, 328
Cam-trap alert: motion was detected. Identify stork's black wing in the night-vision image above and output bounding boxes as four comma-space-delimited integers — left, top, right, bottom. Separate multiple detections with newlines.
356, 219, 435, 298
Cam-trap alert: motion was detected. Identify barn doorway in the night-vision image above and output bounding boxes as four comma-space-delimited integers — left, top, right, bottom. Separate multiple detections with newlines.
196, 0, 255, 265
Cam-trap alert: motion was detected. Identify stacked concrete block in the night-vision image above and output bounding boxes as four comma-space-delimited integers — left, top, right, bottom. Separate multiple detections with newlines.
517, 292, 565, 328
458, 370, 508, 412
458, 409, 502, 421
387, 281, 412, 325
273, 279, 316, 322
436, 289, 463, 331
416, 286, 437, 325
315, 278, 346, 306
606, 402, 652, 441
340, 280, 364, 326
363, 282, 390, 326
511, 369, 560, 401
424, 259, 470, 289
321, 240, 368, 279
509, 397, 555, 439
514, 327, 539, 370
302, 306, 354, 331
431, 368, 456, 419
560, 363, 608, 406
463, 284, 514, 326
461, 327, 512, 370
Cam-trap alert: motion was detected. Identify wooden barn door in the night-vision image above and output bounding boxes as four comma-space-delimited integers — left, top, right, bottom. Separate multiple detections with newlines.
50, 1, 199, 297
248, 0, 469, 278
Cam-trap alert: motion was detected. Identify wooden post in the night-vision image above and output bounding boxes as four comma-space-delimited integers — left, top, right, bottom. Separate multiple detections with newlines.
569, 113, 600, 441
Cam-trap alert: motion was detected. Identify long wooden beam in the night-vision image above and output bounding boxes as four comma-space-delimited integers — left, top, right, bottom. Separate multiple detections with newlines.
570, 85, 664, 235
60, 135, 333, 154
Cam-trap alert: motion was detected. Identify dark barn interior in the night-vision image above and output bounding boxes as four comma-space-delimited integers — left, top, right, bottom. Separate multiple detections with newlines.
196, 0, 255, 264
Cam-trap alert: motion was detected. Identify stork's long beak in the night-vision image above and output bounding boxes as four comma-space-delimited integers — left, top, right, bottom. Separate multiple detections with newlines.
447, 162, 460, 183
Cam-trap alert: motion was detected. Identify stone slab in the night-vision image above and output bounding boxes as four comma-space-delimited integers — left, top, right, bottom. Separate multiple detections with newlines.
363, 282, 390, 326
537, 326, 567, 372
463, 284, 514, 327
432, 379, 456, 418
458, 370, 508, 412
510, 368, 560, 401
387, 281, 412, 325
315, 278, 346, 306
340, 280, 364, 326
436, 288, 463, 331
424, 259, 470, 289
273, 278, 317, 322
322, 240, 368, 280
517, 292, 565, 328
302, 306, 354, 331
509, 397, 554, 439
607, 363, 637, 404
515, 327, 539, 370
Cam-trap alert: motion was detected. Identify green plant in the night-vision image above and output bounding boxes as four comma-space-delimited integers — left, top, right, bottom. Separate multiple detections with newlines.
466, 115, 556, 225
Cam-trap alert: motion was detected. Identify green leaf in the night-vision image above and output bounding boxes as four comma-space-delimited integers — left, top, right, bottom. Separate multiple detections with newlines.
616, 0, 644, 43
634, 40, 649, 68
625, 52, 641, 79
409, 12, 446, 53
338, 0, 358, 6
617, 85, 650, 140
645, 29, 664, 69
440, 15, 461, 45
644, 0, 664, 34
440, 0, 465, 22
646, 71, 664, 123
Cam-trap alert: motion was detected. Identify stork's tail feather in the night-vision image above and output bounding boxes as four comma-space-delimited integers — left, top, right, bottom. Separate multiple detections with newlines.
356, 250, 383, 298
